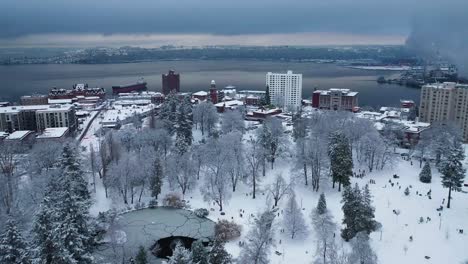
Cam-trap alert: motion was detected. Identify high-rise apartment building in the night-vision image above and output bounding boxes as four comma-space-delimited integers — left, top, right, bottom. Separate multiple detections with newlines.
419, 82, 468, 141
266, 70, 302, 111
162, 70, 180, 95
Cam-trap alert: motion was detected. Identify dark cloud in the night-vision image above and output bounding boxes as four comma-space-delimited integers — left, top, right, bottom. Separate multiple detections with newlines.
406, 3, 468, 75
0, 0, 436, 38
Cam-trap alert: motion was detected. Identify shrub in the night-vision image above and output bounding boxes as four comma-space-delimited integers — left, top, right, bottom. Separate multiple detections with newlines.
215, 220, 242, 241
162, 192, 185, 208
194, 208, 210, 218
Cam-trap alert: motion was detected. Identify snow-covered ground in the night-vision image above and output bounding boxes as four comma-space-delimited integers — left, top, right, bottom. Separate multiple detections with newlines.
82, 113, 468, 264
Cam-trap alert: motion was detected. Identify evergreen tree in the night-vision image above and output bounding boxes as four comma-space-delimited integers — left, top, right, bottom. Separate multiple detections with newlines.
341, 184, 377, 241
208, 239, 232, 264
159, 91, 179, 134
52, 184, 94, 264
440, 139, 466, 208
191, 240, 208, 264
0, 219, 30, 264
311, 193, 337, 264
31, 145, 93, 264
168, 243, 193, 264
135, 245, 148, 264
419, 162, 432, 183
316, 193, 327, 215
360, 185, 377, 234
149, 156, 163, 200
328, 131, 353, 191
292, 111, 307, 141
175, 97, 193, 155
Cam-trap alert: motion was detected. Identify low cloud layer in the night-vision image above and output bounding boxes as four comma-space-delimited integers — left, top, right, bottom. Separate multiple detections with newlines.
1, 0, 467, 50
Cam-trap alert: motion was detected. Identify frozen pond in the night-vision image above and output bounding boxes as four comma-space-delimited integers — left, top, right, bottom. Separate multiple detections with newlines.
94, 207, 215, 263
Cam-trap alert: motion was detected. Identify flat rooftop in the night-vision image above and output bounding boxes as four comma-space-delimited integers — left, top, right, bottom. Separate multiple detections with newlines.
36, 127, 69, 139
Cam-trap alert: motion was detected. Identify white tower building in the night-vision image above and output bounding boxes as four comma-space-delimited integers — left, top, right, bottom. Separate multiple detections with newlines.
266, 70, 302, 111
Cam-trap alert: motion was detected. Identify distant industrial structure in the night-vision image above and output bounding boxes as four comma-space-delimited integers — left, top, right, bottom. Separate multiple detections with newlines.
419, 82, 468, 141
312, 88, 359, 112
112, 79, 147, 95
266, 70, 302, 111
162, 70, 180, 95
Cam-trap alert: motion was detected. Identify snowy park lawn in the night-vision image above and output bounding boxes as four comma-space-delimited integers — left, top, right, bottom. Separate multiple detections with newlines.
186, 154, 468, 264
84, 116, 468, 264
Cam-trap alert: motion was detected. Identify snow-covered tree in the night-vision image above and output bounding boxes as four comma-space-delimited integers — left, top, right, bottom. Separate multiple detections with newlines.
208, 239, 232, 264
0, 143, 23, 215
348, 232, 378, 264
175, 103, 193, 154
193, 101, 218, 136
0, 219, 30, 264
32, 155, 93, 264
168, 243, 193, 264
221, 109, 244, 134
223, 132, 245, 192
292, 111, 307, 141
106, 153, 141, 204
283, 191, 308, 239
245, 137, 264, 199
311, 193, 337, 264
419, 162, 432, 183
341, 184, 377, 241
149, 155, 164, 200
167, 152, 197, 196
201, 137, 232, 211
159, 91, 179, 134
440, 139, 466, 208
238, 208, 277, 264
191, 240, 208, 264
258, 117, 284, 169
328, 131, 353, 191
267, 174, 290, 207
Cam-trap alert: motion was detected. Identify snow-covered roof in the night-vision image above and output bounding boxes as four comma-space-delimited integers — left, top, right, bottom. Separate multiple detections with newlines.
214, 100, 244, 108
48, 99, 73, 104
0, 104, 74, 114
36, 127, 69, 139
314, 88, 358, 97
0, 131, 8, 138
6, 130, 32, 140
192, 91, 208, 96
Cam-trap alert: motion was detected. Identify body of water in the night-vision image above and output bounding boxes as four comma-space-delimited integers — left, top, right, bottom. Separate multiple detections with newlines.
0, 60, 421, 108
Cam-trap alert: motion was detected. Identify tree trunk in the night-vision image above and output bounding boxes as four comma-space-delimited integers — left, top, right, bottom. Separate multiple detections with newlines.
338, 181, 342, 192
253, 173, 256, 199
303, 163, 308, 186
447, 185, 452, 209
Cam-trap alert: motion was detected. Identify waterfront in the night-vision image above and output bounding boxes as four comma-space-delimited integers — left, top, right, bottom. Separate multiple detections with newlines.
0, 60, 421, 108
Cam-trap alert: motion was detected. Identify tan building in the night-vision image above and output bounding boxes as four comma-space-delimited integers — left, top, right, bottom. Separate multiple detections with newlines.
419, 82, 468, 140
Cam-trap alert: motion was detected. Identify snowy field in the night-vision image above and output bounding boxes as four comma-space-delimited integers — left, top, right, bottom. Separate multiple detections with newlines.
82, 111, 468, 264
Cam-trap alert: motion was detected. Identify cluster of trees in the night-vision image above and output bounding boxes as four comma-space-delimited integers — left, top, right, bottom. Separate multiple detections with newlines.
0, 144, 94, 263
133, 240, 232, 264
294, 111, 394, 192
415, 123, 466, 208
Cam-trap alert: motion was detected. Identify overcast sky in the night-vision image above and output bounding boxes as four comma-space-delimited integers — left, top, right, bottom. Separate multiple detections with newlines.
0, 0, 466, 47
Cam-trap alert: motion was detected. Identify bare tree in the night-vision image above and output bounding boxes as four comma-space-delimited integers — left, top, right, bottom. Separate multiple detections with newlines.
267, 174, 290, 207
0, 143, 22, 215
193, 101, 218, 136
167, 152, 197, 196
221, 109, 245, 134
283, 191, 308, 239
201, 137, 231, 211
245, 137, 263, 199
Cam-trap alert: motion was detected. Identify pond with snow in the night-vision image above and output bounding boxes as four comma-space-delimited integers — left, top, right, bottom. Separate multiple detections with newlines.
94, 207, 215, 263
